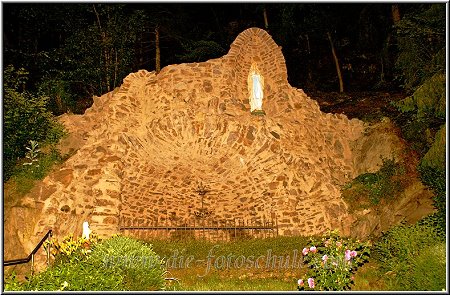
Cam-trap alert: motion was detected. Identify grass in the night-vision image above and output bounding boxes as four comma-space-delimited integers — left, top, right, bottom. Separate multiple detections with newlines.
372, 221, 446, 291
351, 261, 387, 291
7, 229, 444, 291
148, 236, 310, 291
147, 223, 445, 292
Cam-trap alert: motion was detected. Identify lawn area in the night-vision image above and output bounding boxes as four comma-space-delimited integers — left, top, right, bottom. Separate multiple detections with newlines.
148, 236, 373, 291
6, 224, 444, 291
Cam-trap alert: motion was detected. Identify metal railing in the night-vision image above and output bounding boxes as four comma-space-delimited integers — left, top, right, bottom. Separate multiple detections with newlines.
3, 230, 53, 275
119, 217, 278, 241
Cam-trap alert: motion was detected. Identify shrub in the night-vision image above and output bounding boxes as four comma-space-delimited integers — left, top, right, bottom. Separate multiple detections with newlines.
406, 243, 446, 291
342, 157, 405, 211
417, 164, 446, 238
89, 235, 166, 291
417, 125, 446, 239
393, 73, 446, 120
373, 221, 445, 290
24, 259, 125, 291
17, 234, 166, 291
3, 65, 65, 181
420, 124, 446, 172
297, 230, 371, 291
6, 148, 65, 201
3, 272, 25, 291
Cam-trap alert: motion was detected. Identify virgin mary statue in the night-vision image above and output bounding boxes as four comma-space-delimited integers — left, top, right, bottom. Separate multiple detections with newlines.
248, 62, 264, 113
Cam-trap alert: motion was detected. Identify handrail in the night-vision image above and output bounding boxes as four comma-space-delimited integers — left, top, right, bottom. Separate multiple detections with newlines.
3, 230, 53, 268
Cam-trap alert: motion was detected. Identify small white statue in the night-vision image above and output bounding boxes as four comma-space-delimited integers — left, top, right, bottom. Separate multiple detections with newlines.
248, 62, 265, 113
82, 221, 91, 240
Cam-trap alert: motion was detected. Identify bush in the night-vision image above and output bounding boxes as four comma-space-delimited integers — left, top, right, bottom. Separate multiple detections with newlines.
407, 243, 446, 291
9, 234, 166, 291
4, 272, 25, 291
373, 221, 445, 290
394, 73, 445, 120
24, 259, 125, 291
89, 235, 166, 291
6, 147, 65, 201
417, 164, 446, 237
342, 157, 405, 211
297, 230, 371, 291
420, 124, 446, 173
3, 65, 65, 181
416, 124, 446, 238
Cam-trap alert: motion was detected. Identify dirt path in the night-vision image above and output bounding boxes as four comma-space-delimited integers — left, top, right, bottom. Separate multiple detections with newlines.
310, 91, 406, 122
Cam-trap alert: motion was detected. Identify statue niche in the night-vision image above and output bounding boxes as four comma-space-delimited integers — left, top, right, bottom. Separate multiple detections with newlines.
248, 62, 265, 115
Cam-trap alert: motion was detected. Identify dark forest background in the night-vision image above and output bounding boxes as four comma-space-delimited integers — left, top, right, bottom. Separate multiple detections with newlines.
3, 4, 444, 106
2, 3, 446, 185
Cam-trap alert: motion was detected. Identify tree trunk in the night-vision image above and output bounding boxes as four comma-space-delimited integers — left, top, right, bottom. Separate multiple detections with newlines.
93, 4, 110, 93
391, 4, 401, 24
155, 25, 161, 74
114, 49, 118, 88
327, 32, 344, 93
263, 6, 269, 30
305, 34, 314, 88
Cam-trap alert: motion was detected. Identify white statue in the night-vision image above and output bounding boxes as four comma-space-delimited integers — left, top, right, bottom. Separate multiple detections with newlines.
248, 62, 265, 113
82, 221, 91, 240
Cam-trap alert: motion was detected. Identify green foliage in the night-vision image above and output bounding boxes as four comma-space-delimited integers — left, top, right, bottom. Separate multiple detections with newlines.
392, 4, 446, 172
418, 164, 445, 212
24, 258, 125, 291
150, 235, 310, 291
393, 73, 445, 120
342, 158, 405, 211
373, 221, 445, 290
420, 124, 446, 172
3, 272, 25, 291
89, 235, 166, 291
406, 243, 446, 291
297, 230, 371, 291
38, 79, 78, 115
23, 140, 40, 166
416, 124, 446, 238
393, 112, 436, 156
44, 233, 102, 265
178, 39, 225, 62
394, 4, 446, 92
8, 148, 64, 198
3, 65, 65, 181
417, 163, 446, 237
57, 5, 147, 97
13, 235, 165, 291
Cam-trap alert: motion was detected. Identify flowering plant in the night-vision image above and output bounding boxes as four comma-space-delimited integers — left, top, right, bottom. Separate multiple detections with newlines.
297, 230, 371, 291
44, 232, 102, 264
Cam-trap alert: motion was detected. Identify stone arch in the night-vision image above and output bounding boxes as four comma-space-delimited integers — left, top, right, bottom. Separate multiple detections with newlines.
226, 27, 289, 104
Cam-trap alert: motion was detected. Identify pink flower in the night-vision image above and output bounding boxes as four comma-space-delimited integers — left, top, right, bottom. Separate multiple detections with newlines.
351, 276, 355, 281
308, 277, 315, 288
310, 246, 317, 253
298, 279, 304, 286
350, 250, 357, 257
345, 249, 352, 261
322, 254, 328, 262
302, 247, 309, 256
